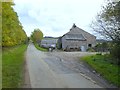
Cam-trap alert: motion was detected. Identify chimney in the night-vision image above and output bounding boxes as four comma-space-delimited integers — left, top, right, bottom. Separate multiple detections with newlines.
72, 23, 76, 28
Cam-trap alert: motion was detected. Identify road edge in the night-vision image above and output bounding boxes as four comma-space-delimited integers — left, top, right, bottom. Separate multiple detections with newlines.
22, 51, 31, 88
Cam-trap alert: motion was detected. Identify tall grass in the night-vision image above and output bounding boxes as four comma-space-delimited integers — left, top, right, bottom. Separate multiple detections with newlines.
0, 49, 2, 89
2, 44, 28, 88
81, 54, 120, 87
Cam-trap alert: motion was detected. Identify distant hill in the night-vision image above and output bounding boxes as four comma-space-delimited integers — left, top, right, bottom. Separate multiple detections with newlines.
96, 39, 111, 43
44, 36, 59, 39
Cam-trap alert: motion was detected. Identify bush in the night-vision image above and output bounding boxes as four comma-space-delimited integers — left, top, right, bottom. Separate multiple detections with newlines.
96, 53, 102, 55
87, 48, 95, 52
94, 42, 109, 52
110, 44, 120, 65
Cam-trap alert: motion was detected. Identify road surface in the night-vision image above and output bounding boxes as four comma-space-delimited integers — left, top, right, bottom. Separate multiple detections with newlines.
25, 43, 114, 88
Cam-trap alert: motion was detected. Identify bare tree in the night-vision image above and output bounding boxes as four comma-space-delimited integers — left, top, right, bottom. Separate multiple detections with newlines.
90, 0, 120, 43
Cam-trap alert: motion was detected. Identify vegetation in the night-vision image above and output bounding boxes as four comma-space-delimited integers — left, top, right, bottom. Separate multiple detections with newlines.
94, 42, 109, 52
0, 52, 1, 89
30, 29, 47, 51
2, 44, 28, 88
90, 0, 120, 63
34, 43, 48, 52
0, 0, 1, 80
91, 1, 120, 41
31, 29, 43, 43
81, 54, 120, 87
0, 1, 1, 47
1, 1, 28, 88
2, 2, 27, 47
2, 1, 28, 88
87, 48, 95, 52
110, 44, 120, 64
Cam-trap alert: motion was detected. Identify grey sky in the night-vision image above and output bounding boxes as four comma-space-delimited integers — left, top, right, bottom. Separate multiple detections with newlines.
13, 0, 105, 38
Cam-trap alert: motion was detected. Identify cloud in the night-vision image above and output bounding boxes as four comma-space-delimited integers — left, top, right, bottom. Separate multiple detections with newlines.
13, 0, 105, 37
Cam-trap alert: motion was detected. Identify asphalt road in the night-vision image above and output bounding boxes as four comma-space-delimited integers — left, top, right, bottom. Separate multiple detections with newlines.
25, 43, 113, 88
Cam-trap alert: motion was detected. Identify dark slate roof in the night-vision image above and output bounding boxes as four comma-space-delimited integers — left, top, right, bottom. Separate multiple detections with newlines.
65, 34, 86, 40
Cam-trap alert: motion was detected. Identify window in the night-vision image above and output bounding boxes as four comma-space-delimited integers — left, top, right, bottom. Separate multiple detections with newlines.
88, 44, 92, 47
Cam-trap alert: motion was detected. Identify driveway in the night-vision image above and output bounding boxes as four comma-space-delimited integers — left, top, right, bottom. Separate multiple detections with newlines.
25, 43, 114, 88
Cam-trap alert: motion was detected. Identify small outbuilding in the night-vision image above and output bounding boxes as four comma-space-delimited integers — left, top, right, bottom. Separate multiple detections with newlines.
40, 37, 58, 49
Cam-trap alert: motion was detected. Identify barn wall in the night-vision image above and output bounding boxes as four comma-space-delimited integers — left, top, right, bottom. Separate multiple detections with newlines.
62, 36, 96, 51
78, 29, 96, 47
62, 35, 88, 50
61, 25, 96, 51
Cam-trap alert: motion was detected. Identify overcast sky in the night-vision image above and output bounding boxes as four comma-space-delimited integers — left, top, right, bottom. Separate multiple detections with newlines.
13, 0, 105, 38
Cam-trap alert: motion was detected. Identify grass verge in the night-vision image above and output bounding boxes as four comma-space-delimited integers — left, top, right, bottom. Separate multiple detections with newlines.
0, 49, 2, 89
2, 44, 28, 88
34, 43, 48, 52
81, 54, 120, 87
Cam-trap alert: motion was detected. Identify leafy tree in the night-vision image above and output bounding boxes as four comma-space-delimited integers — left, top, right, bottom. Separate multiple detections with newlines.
90, 0, 120, 63
0, 1, 2, 46
31, 29, 43, 43
2, 2, 27, 47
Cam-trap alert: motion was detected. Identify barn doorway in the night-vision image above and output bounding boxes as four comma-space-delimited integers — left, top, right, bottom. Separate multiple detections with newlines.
81, 45, 86, 52
88, 44, 92, 47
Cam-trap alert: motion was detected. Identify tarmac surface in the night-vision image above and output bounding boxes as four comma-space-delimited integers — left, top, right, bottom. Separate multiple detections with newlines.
25, 43, 115, 88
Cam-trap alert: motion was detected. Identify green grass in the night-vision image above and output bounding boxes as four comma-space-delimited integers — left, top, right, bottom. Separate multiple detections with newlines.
81, 54, 120, 87
0, 49, 2, 89
34, 43, 48, 52
2, 44, 28, 88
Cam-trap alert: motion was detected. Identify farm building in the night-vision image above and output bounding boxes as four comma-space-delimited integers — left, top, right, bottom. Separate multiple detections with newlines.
59, 24, 96, 51
40, 37, 58, 48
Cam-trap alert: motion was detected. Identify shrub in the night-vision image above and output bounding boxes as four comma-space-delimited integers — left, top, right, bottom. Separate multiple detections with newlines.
110, 44, 120, 65
96, 52, 102, 55
87, 48, 95, 52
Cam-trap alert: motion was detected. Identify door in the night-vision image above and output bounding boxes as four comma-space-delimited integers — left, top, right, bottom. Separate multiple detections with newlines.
81, 45, 86, 52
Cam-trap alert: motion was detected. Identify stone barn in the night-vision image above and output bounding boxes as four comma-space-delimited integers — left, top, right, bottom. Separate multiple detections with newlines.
61, 24, 96, 51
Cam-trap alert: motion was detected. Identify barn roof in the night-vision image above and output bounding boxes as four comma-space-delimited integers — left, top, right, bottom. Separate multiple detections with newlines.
65, 34, 86, 40
41, 38, 58, 44
62, 24, 96, 39
67, 24, 87, 34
